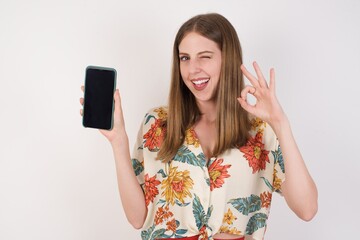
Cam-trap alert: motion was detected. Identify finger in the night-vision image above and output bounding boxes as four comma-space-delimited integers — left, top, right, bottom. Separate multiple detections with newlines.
237, 97, 256, 115
80, 109, 83, 116
269, 68, 275, 92
241, 85, 257, 100
253, 61, 268, 88
81, 85, 84, 92
114, 89, 122, 111
241, 64, 260, 88
80, 97, 84, 105
114, 89, 120, 103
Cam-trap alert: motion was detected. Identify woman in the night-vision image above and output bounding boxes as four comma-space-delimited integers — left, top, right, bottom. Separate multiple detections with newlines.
80, 13, 317, 240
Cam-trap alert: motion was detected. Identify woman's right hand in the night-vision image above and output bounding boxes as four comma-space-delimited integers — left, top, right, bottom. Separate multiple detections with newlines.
80, 86, 127, 144
80, 86, 147, 227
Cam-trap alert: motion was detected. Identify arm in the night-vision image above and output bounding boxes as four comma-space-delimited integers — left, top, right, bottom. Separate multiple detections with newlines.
80, 87, 147, 228
238, 62, 318, 221
271, 115, 318, 221
110, 133, 147, 229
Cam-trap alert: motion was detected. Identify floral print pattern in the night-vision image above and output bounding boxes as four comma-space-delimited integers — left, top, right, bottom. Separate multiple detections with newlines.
161, 164, 194, 205
260, 191, 272, 208
223, 208, 237, 225
144, 174, 161, 206
185, 128, 200, 147
143, 118, 166, 152
154, 205, 174, 225
239, 131, 270, 173
220, 209, 242, 235
132, 108, 285, 240
208, 158, 231, 191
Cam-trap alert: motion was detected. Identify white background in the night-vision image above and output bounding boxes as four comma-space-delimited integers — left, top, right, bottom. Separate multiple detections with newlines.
1, 0, 359, 239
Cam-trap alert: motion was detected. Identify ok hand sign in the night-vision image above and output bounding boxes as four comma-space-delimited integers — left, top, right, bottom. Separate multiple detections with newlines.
238, 61, 286, 127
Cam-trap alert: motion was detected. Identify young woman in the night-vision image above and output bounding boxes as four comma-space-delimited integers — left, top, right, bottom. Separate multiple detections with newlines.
80, 13, 317, 240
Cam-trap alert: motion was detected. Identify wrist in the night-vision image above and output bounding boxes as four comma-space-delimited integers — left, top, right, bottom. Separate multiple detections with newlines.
269, 114, 290, 135
110, 131, 129, 148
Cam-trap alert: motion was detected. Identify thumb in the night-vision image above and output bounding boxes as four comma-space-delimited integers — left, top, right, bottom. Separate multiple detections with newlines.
114, 89, 122, 111
114, 89, 121, 103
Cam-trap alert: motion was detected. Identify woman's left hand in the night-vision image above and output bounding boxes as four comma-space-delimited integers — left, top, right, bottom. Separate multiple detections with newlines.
238, 61, 286, 127
239, 62, 318, 221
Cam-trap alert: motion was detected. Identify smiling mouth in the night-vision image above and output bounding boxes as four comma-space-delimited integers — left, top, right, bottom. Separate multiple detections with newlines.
191, 78, 209, 90
192, 78, 209, 85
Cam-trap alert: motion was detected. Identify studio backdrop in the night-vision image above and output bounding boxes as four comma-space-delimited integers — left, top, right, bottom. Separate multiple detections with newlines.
1, 0, 359, 239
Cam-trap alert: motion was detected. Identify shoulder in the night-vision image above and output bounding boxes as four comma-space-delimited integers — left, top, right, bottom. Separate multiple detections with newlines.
142, 106, 168, 125
248, 114, 278, 148
140, 106, 168, 152
140, 106, 168, 132
145, 106, 168, 120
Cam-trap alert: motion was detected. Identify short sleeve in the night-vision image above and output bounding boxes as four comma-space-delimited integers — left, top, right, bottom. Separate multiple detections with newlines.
131, 121, 145, 186
272, 138, 286, 195
247, 115, 286, 195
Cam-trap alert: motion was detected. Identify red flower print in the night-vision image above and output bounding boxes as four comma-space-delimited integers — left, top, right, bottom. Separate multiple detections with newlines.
208, 158, 231, 191
166, 218, 177, 233
144, 174, 161, 206
154, 205, 174, 225
260, 191, 272, 208
239, 131, 270, 173
200, 225, 208, 239
143, 119, 166, 151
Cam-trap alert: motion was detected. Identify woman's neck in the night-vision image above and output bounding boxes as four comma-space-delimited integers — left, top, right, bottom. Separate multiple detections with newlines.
196, 100, 217, 124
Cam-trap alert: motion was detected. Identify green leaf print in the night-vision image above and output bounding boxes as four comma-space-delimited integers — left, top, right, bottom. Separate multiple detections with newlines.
157, 199, 167, 206
192, 194, 206, 230
272, 145, 285, 173
205, 178, 210, 187
206, 205, 213, 221
173, 145, 203, 167
132, 158, 144, 176
176, 229, 188, 235
145, 114, 155, 125
196, 153, 207, 167
175, 199, 191, 207
228, 194, 262, 216
260, 177, 274, 191
151, 229, 171, 239
157, 169, 167, 178
174, 220, 188, 237
245, 213, 268, 235
141, 224, 155, 240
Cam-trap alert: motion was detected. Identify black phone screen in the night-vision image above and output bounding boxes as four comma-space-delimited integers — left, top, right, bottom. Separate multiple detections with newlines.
83, 66, 116, 130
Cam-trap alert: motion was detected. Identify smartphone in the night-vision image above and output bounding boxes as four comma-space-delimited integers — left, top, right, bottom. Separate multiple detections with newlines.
82, 66, 117, 130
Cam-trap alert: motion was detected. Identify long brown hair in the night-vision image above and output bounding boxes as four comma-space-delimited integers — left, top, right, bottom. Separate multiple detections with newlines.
157, 13, 251, 162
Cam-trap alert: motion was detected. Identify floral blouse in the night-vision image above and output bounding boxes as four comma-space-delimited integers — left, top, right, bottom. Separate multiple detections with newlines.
131, 107, 285, 240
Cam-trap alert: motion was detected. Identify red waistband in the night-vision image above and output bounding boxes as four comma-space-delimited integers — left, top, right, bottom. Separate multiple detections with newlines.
156, 236, 200, 240
156, 235, 245, 240
215, 237, 245, 240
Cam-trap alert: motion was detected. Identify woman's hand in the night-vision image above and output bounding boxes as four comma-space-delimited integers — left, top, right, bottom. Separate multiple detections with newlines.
238, 61, 286, 127
80, 86, 147, 227
239, 63, 318, 221
80, 86, 127, 144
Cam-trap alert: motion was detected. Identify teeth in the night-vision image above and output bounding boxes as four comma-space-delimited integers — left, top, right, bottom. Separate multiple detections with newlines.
192, 79, 209, 85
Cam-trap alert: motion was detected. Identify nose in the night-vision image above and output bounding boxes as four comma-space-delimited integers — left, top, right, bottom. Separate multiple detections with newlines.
188, 58, 201, 74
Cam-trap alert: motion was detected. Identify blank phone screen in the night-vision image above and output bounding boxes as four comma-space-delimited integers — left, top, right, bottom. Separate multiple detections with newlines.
83, 67, 116, 130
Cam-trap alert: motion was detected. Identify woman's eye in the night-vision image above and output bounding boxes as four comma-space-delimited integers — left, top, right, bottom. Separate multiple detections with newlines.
201, 56, 211, 59
180, 56, 189, 61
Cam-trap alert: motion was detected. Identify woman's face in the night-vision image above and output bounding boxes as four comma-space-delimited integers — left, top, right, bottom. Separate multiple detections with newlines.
179, 32, 222, 104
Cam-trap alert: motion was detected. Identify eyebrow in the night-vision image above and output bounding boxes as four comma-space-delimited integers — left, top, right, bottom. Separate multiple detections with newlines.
179, 50, 214, 55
